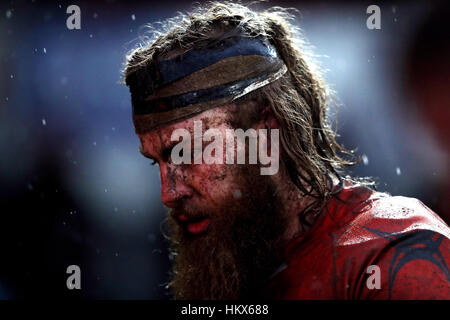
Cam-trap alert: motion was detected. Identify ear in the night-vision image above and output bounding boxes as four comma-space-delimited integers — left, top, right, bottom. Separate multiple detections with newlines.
261, 106, 280, 130
256, 106, 282, 159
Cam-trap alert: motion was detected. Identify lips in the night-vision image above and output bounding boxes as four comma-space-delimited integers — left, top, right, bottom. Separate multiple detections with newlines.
176, 214, 211, 235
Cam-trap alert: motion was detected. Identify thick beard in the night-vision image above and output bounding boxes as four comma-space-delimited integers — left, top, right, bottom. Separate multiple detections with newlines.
166, 166, 288, 300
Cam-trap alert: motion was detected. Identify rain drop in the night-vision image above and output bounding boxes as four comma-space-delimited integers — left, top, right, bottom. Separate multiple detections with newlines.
362, 154, 369, 166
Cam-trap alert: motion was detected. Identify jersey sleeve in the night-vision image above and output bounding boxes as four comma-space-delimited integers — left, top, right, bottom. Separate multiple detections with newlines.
359, 229, 450, 299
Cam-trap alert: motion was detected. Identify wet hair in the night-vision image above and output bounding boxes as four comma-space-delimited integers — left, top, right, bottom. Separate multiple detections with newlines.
123, 1, 370, 219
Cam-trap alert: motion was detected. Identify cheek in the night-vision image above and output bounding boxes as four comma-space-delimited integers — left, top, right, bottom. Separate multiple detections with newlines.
188, 163, 237, 199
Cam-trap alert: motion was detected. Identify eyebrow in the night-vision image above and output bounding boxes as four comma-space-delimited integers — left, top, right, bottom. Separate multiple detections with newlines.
139, 146, 155, 160
139, 141, 179, 162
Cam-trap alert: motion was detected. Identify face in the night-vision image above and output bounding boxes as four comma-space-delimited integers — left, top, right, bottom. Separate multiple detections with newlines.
139, 106, 287, 299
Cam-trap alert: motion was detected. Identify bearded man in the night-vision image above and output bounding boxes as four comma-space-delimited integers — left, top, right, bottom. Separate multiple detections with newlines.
123, 2, 450, 299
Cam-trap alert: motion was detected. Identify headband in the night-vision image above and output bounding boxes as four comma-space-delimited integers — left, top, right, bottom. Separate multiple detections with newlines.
127, 36, 287, 134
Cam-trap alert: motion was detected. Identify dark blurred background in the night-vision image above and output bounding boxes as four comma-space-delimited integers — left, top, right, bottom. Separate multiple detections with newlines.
0, 0, 448, 299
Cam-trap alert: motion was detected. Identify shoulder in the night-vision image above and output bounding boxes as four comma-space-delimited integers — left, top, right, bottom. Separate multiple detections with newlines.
335, 191, 450, 246
334, 192, 450, 299
268, 185, 450, 299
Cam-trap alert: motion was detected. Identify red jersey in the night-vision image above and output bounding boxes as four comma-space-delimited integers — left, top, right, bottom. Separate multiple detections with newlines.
265, 183, 450, 299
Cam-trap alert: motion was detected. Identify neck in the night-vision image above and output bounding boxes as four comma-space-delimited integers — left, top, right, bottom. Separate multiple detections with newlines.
274, 171, 340, 246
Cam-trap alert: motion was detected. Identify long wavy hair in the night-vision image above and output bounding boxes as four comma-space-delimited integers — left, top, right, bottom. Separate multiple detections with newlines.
124, 1, 369, 221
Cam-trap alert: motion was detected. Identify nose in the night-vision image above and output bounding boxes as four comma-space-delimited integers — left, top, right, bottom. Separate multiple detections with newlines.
159, 163, 193, 208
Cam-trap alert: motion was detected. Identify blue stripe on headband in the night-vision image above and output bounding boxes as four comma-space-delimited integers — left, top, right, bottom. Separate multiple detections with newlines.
157, 36, 279, 86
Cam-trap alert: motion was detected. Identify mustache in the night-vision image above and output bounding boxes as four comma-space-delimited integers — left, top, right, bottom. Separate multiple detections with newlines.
169, 206, 210, 221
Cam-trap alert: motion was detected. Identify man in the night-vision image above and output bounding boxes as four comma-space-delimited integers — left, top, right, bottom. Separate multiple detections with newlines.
123, 2, 450, 299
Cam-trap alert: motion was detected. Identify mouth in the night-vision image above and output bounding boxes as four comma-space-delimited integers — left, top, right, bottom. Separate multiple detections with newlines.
176, 214, 211, 235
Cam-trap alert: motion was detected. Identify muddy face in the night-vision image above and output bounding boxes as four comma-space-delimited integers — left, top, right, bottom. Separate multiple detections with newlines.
139, 107, 288, 299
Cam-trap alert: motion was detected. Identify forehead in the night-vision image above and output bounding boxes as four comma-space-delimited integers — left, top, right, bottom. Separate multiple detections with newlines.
138, 106, 234, 150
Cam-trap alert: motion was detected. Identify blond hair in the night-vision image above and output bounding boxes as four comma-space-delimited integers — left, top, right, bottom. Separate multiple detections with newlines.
124, 1, 362, 218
